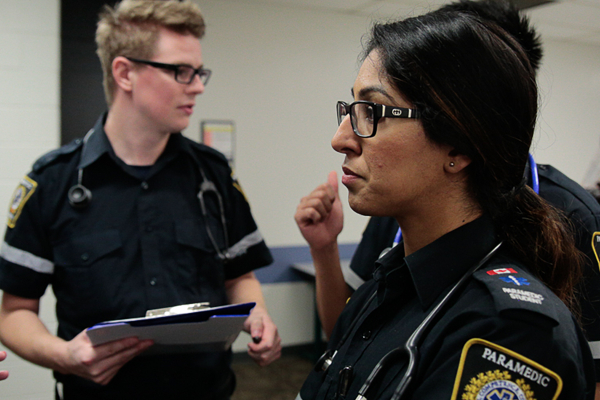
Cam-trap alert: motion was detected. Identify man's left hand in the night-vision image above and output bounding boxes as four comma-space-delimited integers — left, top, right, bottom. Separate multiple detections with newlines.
243, 305, 281, 367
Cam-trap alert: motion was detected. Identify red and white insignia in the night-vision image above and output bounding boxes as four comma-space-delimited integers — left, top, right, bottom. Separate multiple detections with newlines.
487, 268, 517, 275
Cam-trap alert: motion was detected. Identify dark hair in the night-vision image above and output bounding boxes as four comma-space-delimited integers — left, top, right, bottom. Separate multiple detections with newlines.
363, 11, 581, 309
439, 0, 542, 71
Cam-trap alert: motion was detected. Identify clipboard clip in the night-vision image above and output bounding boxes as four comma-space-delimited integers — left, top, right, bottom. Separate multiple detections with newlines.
145, 302, 210, 317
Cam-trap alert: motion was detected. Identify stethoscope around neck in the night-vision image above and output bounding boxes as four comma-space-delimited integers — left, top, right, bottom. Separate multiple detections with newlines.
311, 155, 539, 399
67, 129, 232, 262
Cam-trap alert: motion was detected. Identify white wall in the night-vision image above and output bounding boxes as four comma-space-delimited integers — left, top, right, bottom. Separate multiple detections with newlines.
0, 0, 599, 398
532, 39, 600, 182
0, 0, 61, 398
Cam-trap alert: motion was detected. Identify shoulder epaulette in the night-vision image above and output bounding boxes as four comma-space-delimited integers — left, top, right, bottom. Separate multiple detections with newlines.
473, 263, 563, 328
186, 139, 229, 165
32, 138, 83, 173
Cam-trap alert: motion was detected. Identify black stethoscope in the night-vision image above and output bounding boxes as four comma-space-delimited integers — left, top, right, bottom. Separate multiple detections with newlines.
312, 155, 540, 399
67, 129, 232, 262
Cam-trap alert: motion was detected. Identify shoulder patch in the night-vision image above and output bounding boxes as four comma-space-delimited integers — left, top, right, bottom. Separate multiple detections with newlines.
591, 232, 600, 272
230, 168, 248, 202
7, 176, 37, 228
451, 338, 562, 400
474, 265, 562, 327
32, 138, 83, 173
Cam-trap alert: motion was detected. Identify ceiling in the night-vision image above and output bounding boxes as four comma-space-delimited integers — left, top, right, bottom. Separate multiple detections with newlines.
242, 0, 600, 46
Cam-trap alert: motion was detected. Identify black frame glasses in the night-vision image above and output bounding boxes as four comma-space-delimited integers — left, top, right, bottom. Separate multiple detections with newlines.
126, 57, 211, 85
337, 100, 419, 138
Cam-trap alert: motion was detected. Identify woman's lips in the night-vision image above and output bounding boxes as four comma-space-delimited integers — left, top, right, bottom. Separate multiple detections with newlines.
341, 166, 361, 186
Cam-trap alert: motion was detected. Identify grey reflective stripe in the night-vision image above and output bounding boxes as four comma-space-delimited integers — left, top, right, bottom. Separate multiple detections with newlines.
589, 340, 600, 359
0, 241, 54, 274
344, 265, 366, 291
227, 230, 264, 258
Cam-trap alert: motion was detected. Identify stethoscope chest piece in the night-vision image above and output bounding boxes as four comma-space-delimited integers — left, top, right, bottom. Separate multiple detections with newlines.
315, 349, 337, 372
68, 184, 92, 208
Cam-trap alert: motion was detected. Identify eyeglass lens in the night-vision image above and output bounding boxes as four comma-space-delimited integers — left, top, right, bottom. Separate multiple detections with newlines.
176, 66, 210, 84
337, 102, 375, 137
351, 103, 375, 137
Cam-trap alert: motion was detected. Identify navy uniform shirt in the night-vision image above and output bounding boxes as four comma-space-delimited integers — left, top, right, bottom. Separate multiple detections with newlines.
0, 114, 273, 399
349, 164, 600, 380
300, 216, 595, 400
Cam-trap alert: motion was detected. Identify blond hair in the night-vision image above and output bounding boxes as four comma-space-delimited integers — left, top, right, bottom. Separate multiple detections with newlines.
96, 0, 205, 106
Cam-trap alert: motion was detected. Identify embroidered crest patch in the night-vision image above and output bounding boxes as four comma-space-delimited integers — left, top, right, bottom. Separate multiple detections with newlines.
7, 176, 37, 228
451, 338, 562, 400
592, 232, 600, 272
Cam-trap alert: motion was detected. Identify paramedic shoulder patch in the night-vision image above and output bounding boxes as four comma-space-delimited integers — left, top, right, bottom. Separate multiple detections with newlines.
451, 338, 562, 400
7, 176, 37, 228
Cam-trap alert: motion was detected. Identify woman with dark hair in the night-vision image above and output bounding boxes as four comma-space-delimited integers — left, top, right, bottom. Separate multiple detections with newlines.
295, 9, 595, 400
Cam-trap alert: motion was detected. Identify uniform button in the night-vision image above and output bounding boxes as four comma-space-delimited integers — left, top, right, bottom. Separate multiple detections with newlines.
362, 330, 372, 340
141, 182, 149, 190
81, 253, 89, 262
150, 278, 157, 286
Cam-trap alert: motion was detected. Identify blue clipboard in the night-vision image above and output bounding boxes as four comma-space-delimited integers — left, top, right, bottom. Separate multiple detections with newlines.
86, 302, 255, 354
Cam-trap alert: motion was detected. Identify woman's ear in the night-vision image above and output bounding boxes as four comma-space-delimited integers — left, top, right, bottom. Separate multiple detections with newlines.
445, 148, 472, 173
112, 56, 134, 93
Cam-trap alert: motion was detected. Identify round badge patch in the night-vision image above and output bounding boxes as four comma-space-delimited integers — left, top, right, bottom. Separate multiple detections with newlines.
477, 379, 526, 400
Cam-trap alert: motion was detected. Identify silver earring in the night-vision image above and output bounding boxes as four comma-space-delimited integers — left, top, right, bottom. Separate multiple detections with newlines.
449, 162, 455, 167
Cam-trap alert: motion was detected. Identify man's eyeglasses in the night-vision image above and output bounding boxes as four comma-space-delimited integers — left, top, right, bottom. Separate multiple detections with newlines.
336, 100, 419, 138
126, 57, 211, 85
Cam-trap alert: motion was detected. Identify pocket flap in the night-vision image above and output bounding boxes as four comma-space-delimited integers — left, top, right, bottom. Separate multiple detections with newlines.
175, 219, 221, 253
54, 229, 122, 266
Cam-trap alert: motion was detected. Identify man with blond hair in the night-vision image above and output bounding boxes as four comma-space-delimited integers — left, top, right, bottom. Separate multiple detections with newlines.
0, 1, 280, 398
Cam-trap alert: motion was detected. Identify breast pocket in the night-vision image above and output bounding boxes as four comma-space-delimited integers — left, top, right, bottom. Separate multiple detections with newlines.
52, 230, 123, 322
174, 219, 227, 305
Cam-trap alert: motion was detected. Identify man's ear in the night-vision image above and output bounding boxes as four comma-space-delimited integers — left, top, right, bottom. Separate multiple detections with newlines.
112, 56, 134, 93
444, 148, 472, 173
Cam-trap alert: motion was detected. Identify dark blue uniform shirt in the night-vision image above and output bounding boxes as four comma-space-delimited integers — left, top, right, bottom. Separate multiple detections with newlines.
300, 216, 595, 399
0, 114, 273, 399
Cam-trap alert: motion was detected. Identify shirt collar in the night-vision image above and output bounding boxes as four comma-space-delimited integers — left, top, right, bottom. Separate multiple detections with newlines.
77, 113, 196, 171
77, 113, 112, 169
374, 214, 499, 310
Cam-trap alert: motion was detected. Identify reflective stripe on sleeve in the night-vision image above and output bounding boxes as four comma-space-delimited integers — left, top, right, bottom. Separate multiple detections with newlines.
343, 263, 366, 291
589, 340, 600, 360
0, 241, 54, 274
227, 230, 264, 259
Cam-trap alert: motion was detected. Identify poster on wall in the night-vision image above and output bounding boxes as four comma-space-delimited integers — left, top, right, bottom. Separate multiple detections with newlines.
201, 120, 236, 168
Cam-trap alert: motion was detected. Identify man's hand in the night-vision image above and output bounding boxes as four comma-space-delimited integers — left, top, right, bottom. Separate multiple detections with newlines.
243, 305, 281, 367
59, 330, 153, 385
295, 171, 344, 250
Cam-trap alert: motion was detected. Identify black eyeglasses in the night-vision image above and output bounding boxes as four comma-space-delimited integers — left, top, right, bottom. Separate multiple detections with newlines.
337, 100, 419, 138
126, 57, 211, 85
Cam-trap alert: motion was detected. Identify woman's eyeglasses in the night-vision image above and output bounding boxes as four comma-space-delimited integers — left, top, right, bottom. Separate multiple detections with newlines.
336, 100, 419, 138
